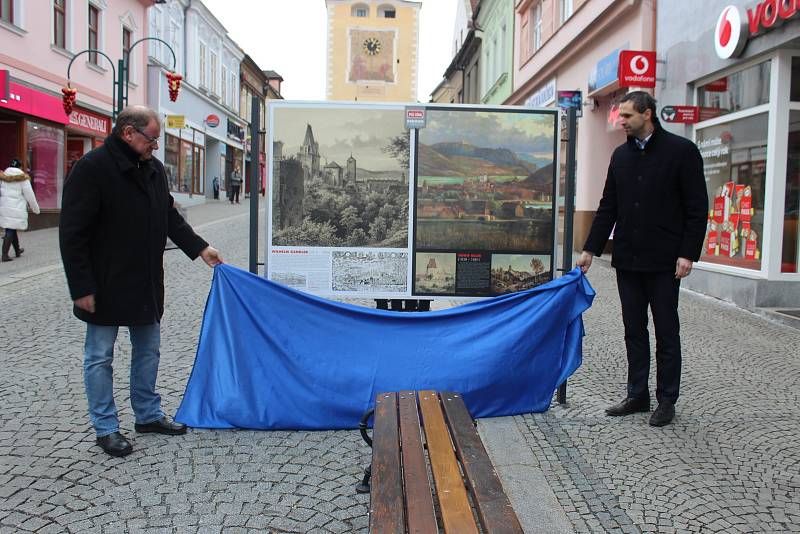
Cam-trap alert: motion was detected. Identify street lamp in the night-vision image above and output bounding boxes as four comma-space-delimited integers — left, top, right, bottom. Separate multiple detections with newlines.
63, 37, 181, 122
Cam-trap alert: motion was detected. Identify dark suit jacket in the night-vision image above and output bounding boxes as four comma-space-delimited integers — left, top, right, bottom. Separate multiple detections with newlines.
59, 135, 208, 325
583, 126, 709, 272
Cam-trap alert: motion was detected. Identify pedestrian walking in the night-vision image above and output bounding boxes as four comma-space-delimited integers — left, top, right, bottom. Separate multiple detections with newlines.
212, 176, 220, 199
0, 158, 40, 262
576, 91, 708, 427
59, 106, 223, 458
230, 168, 242, 204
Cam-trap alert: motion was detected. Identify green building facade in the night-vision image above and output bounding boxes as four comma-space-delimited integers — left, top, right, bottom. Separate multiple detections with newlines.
476, 0, 514, 105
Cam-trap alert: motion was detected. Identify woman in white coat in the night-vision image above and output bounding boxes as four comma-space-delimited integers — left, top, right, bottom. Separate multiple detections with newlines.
0, 158, 40, 262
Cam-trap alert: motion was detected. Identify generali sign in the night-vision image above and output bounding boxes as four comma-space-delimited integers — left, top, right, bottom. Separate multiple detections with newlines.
715, 1, 800, 59
69, 108, 110, 136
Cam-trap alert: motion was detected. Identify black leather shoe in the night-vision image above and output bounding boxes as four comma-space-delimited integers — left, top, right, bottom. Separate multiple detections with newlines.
649, 403, 675, 427
605, 397, 650, 416
134, 416, 187, 435
96, 432, 133, 457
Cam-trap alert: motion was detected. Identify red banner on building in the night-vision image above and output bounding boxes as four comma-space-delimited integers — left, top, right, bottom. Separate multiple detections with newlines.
618, 50, 656, 88
0, 81, 69, 125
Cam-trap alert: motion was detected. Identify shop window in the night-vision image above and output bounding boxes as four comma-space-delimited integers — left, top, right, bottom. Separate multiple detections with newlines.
0, 117, 20, 166
791, 57, 800, 102
164, 134, 180, 192
164, 134, 204, 195
181, 140, 193, 193
697, 113, 768, 271
783, 111, 800, 273
698, 60, 770, 119
88, 5, 99, 64
26, 120, 65, 210
53, 0, 66, 49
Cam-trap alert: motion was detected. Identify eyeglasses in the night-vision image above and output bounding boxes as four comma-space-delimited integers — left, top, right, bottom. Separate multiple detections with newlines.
133, 126, 160, 144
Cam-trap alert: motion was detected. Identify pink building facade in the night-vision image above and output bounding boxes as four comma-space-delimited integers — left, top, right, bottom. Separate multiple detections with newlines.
508, 0, 657, 251
0, 0, 155, 228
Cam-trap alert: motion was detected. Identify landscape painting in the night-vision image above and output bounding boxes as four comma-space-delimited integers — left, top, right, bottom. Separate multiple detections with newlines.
414, 252, 456, 294
414, 108, 557, 252
271, 104, 410, 248
491, 254, 551, 294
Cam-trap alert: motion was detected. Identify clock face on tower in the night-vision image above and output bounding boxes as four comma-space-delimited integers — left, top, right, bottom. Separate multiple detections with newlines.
349, 29, 395, 83
363, 37, 381, 56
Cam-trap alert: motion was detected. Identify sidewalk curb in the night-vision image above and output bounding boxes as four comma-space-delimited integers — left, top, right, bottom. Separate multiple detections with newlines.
477, 416, 575, 534
0, 211, 251, 288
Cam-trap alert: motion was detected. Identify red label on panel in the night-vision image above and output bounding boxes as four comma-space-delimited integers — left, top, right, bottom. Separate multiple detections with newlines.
707, 231, 718, 255
745, 239, 757, 259
720, 231, 732, 255
740, 196, 752, 221
713, 196, 726, 224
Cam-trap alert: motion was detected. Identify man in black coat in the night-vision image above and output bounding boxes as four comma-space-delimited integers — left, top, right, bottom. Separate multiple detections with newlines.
60, 106, 223, 457
576, 91, 708, 427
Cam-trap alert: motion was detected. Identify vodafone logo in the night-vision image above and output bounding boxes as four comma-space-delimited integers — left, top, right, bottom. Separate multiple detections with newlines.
715, 5, 748, 59
629, 55, 650, 75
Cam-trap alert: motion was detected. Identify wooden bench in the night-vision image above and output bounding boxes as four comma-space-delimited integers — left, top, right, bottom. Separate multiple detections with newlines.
363, 390, 523, 534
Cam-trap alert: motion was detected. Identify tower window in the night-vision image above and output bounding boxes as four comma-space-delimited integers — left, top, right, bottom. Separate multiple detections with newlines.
378, 4, 396, 18
352, 4, 369, 17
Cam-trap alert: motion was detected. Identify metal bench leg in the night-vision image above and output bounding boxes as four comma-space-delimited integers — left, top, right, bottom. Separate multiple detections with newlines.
355, 408, 374, 494
355, 464, 372, 494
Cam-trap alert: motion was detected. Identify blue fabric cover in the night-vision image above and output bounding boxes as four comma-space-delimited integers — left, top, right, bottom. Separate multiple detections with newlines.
176, 264, 595, 430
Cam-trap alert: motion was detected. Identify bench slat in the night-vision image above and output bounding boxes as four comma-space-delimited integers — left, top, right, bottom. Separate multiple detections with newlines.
370, 392, 404, 534
398, 391, 438, 534
440, 392, 524, 534
418, 390, 480, 534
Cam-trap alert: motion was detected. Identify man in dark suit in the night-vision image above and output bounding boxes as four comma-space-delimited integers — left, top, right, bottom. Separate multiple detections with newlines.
576, 91, 708, 427
60, 106, 223, 457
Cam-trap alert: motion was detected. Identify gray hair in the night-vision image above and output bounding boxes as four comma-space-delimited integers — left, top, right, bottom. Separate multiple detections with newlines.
112, 106, 161, 136
620, 91, 659, 124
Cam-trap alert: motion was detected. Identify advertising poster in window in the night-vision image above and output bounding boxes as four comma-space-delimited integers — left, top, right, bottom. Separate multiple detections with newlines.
267, 102, 412, 297
412, 107, 558, 296
696, 113, 766, 271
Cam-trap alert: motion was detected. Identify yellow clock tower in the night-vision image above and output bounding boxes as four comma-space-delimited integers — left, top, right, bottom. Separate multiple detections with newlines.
325, 1, 422, 102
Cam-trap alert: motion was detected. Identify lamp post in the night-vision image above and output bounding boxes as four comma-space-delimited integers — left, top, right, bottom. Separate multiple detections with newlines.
64, 37, 180, 122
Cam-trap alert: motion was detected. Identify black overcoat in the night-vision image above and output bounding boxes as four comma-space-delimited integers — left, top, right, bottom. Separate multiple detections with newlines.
583, 126, 709, 272
59, 135, 208, 325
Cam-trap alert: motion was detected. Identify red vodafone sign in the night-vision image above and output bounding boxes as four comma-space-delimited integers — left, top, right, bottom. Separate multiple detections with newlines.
715, 1, 800, 59
618, 51, 656, 88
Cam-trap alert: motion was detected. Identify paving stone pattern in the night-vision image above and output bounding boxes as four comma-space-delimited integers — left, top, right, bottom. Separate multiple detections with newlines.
1, 203, 799, 533
0, 209, 371, 533
514, 260, 800, 534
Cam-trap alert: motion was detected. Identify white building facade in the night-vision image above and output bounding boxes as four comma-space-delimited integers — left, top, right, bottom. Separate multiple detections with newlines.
147, 0, 246, 205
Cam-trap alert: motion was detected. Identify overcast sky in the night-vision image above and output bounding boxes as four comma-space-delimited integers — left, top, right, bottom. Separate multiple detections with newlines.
200, 0, 457, 102
274, 106, 407, 170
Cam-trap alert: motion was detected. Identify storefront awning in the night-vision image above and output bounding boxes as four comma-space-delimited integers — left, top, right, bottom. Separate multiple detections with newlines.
0, 81, 69, 125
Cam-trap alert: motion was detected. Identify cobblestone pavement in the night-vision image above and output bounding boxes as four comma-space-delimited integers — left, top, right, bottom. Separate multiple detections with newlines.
1, 201, 799, 533
510, 260, 800, 533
